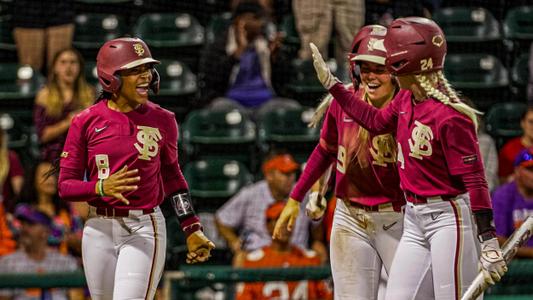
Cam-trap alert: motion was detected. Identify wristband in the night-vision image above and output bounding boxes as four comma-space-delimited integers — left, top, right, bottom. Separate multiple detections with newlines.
169, 190, 197, 223
97, 179, 106, 197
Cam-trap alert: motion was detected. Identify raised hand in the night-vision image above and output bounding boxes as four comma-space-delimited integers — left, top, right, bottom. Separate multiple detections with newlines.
100, 165, 140, 205
310, 42, 338, 89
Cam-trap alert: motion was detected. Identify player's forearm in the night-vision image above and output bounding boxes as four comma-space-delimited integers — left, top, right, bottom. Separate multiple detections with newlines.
290, 145, 335, 202
58, 167, 97, 201
329, 83, 392, 133
162, 163, 189, 194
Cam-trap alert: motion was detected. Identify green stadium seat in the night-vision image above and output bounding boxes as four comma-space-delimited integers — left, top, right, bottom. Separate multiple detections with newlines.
155, 59, 197, 97
133, 13, 205, 48
485, 102, 527, 148
279, 14, 300, 47
84, 60, 99, 86
444, 53, 508, 89
0, 15, 15, 51
205, 12, 232, 44
184, 159, 253, 199
73, 13, 128, 50
285, 59, 324, 94
257, 106, 319, 163
511, 53, 529, 87
504, 6, 533, 40
0, 64, 44, 103
181, 108, 256, 165
433, 7, 501, 42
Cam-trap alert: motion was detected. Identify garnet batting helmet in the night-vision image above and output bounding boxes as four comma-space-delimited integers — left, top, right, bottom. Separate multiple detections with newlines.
348, 25, 387, 86
96, 37, 160, 94
384, 17, 447, 76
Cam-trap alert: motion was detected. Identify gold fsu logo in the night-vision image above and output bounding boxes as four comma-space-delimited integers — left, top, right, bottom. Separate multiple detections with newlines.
408, 121, 433, 159
133, 43, 145, 57
370, 134, 396, 167
134, 126, 162, 160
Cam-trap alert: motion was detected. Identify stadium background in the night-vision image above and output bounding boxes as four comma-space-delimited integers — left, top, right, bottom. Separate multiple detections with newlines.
0, 0, 532, 299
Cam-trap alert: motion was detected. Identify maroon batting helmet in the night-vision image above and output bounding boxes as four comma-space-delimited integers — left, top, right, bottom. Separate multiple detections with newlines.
384, 17, 447, 76
96, 37, 160, 94
348, 25, 388, 86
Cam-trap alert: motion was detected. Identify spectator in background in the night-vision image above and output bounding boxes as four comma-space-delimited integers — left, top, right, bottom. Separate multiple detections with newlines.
0, 202, 16, 257
292, 0, 364, 80
0, 115, 24, 213
0, 204, 83, 300
198, 0, 291, 110
492, 147, 533, 258
215, 152, 326, 266
236, 202, 333, 300
12, 0, 75, 73
498, 106, 533, 183
33, 48, 94, 163
18, 161, 84, 258
528, 42, 533, 106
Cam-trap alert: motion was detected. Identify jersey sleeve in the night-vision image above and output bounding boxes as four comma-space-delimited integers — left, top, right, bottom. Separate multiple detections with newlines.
329, 83, 399, 134
439, 114, 484, 175
58, 115, 96, 201
160, 112, 188, 195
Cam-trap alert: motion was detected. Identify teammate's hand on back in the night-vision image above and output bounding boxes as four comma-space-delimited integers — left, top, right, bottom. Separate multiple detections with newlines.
186, 231, 216, 264
273, 198, 300, 240
310, 42, 339, 89
99, 165, 140, 205
479, 237, 507, 285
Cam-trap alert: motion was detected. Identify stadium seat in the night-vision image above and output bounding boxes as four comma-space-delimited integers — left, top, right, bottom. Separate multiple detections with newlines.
444, 53, 508, 89
84, 60, 99, 87
284, 58, 325, 94
133, 13, 205, 48
155, 59, 197, 97
257, 106, 319, 163
0, 64, 44, 104
181, 108, 256, 165
433, 7, 501, 42
73, 13, 128, 50
279, 14, 300, 47
184, 158, 253, 200
503, 6, 533, 40
205, 12, 232, 44
485, 102, 527, 148
0, 15, 15, 51
510, 53, 529, 100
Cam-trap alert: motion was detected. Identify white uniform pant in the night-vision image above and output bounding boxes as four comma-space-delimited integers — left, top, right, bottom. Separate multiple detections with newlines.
330, 199, 404, 300
82, 207, 167, 300
385, 195, 481, 300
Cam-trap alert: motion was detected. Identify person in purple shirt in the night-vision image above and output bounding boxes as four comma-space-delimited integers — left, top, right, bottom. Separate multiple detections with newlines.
58, 37, 215, 300
309, 17, 507, 299
492, 147, 533, 257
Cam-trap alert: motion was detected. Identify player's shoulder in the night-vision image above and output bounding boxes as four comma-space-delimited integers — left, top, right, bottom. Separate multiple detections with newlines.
394, 89, 412, 102
71, 101, 102, 124
146, 101, 175, 119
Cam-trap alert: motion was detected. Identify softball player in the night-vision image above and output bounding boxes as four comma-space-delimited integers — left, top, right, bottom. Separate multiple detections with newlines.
58, 37, 215, 300
310, 17, 507, 299
274, 25, 428, 300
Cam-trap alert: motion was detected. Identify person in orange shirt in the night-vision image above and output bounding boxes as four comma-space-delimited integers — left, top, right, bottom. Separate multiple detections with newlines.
0, 202, 16, 256
236, 202, 332, 300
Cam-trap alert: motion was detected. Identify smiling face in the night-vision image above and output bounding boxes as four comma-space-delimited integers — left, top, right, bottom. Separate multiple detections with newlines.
359, 61, 395, 107
114, 63, 153, 109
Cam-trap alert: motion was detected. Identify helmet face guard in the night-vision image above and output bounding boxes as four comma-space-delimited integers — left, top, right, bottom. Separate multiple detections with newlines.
348, 25, 388, 86
384, 17, 447, 76
96, 37, 160, 94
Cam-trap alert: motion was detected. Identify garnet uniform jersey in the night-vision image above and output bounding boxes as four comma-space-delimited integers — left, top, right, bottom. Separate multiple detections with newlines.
59, 100, 188, 209
236, 246, 332, 300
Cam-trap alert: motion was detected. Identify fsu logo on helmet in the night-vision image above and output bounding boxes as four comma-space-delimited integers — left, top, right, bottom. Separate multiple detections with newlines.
133, 43, 145, 57
432, 35, 444, 47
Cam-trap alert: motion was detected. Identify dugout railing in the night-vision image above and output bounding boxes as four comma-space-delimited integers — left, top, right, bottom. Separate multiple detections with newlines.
0, 261, 532, 299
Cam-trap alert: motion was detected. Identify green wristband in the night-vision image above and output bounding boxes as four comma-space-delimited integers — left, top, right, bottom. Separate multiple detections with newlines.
97, 179, 106, 197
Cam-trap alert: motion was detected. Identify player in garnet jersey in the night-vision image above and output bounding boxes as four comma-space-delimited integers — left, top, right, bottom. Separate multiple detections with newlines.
58, 37, 215, 300
273, 25, 431, 300
309, 17, 507, 299
237, 202, 332, 300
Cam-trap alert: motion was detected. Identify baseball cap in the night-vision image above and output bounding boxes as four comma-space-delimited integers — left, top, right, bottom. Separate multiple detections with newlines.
15, 204, 52, 228
262, 154, 300, 174
265, 202, 285, 220
514, 147, 533, 168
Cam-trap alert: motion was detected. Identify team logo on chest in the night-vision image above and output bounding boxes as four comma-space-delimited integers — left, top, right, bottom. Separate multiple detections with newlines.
134, 126, 162, 160
370, 135, 396, 167
408, 120, 433, 160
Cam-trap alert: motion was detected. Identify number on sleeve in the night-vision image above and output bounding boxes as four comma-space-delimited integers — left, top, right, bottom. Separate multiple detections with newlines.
95, 154, 110, 179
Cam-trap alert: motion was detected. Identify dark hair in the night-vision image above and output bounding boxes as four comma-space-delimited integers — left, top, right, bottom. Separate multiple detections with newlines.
233, 0, 265, 19
521, 105, 533, 121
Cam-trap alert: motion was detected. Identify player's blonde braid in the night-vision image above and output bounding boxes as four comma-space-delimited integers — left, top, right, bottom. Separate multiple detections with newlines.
415, 71, 481, 130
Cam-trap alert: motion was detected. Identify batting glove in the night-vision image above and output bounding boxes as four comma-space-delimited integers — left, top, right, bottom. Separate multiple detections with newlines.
273, 198, 300, 240
310, 42, 339, 89
479, 238, 507, 285
305, 191, 327, 221
186, 230, 215, 264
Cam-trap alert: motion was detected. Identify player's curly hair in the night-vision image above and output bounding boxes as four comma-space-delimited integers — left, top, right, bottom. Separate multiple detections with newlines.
415, 71, 481, 130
